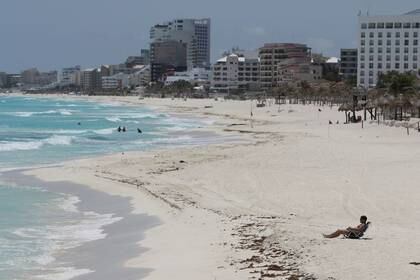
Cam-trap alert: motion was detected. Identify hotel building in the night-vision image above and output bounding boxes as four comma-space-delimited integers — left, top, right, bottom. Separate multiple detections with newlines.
340, 49, 358, 81
150, 18, 211, 69
211, 52, 260, 92
358, 9, 420, 88
259, 43, 312, 89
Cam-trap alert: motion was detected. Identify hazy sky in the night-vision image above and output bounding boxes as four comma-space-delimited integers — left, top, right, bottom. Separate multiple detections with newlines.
0, 0, 419, 73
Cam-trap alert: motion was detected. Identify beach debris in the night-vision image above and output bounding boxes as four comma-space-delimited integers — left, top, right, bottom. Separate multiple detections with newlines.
409, 262, 420, 266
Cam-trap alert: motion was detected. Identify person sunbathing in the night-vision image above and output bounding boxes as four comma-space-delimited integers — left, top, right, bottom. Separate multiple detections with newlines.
323, 215, 370, 239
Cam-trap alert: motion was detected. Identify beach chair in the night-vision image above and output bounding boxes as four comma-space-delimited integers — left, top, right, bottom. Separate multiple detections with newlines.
344, 222, 371, 239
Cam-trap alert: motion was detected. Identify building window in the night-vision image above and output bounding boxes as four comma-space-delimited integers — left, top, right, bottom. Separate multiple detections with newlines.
386, 55, 391, 61
414, 40, 418, 46
378, 47, 383, 53
414, 63, 418, 69
378, 63, 383, 69
369, 23, 376, 29
378, 40, 383, 46
405, 40, 409, 46
386, 22, 394, 29
396, 55, 400, 61
378, 56, 383, 61
395, 22, 402, 29
378, 32, 383, 38
387, 47, 391, 53
387, 40, 391, 46
396, 32, 400, 38
404, 63, 409, 69
405, 32, 410, 38
369, 78, 374, 84
415, 32, 419, 38
396, 40, 400, 46
386, 63, 391, 69
414, 55, 418, 61
369, 40, 374, 46
414, 48, 418, 54
361, 40, 365, 46
360, 71, 365, 76
395, 63, 400, 69
361, 47, 365, 54
361, 23, 367, 29
414, 23, 420, 28
404, 23, 411, 29
369, 47, 374, 53
378, 23, 385, 29
369, 32, 374, 38
396, 48, 400, 54
387, 32, 392, 38
369, 55, 374, 61
404, 55, 409, 61
369, 63, 374, 68
360, 78, 365, 84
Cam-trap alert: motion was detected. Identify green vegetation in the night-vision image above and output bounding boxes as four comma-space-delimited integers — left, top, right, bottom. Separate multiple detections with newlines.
376, 71, 418, 94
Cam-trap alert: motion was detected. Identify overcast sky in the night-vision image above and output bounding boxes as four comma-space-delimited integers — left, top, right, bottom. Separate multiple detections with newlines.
0, 0, 419, 73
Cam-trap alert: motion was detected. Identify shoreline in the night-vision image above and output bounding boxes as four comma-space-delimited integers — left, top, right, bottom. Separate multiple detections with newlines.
1, 170, 159, 280
3, 94, 420, 279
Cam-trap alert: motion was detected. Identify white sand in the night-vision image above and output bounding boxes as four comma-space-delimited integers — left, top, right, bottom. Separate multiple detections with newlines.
25, 95, 420, 279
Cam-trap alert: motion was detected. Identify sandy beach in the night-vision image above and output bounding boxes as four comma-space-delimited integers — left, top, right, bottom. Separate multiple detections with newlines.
17, 95, 420, 279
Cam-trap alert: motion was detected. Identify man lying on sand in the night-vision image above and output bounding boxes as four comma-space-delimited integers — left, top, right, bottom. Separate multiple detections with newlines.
323, 215, 370, 239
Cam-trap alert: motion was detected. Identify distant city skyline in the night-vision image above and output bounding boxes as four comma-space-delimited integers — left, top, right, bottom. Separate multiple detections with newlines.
0, 0, 419, 73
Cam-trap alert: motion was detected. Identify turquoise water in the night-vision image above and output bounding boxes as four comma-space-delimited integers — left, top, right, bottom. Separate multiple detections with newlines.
0, 95, 216, 279
0, 95, 206, 168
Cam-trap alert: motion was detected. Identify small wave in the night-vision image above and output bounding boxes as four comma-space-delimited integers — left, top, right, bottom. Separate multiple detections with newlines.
106, 117, 122, 123
34, 267, 93, 280
94, 128, 114, 135
10, 109, 76, 117
55, 195, 80, 213
0, 141, 43, 151
44, 135, 74, 146
0, 135, 74, 152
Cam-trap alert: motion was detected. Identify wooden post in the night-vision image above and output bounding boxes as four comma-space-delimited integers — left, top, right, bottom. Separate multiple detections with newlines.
407, 126, 410, 136
362, 120, 364, 129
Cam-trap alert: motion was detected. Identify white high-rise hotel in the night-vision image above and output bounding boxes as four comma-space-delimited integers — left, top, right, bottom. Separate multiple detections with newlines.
358, 9, 420, 88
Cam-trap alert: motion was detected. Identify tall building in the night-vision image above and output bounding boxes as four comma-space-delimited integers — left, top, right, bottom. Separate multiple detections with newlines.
150, 40, 188, 82
81, 68, 101, 91
358, 9, 420, 88
340, 49, 358, 80
259, 43, 312, 89
21, 68, 39, 85
150, 18, 211, 69
141, 49, 150, 65
211, 52, 260, 92
7, 74, 21, 87
61, 66, 81, 86
0, 72, 7, 88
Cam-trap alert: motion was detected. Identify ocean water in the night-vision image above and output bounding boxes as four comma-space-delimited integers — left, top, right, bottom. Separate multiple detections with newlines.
0, 95, 212, 168
0, 95, 220, 279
